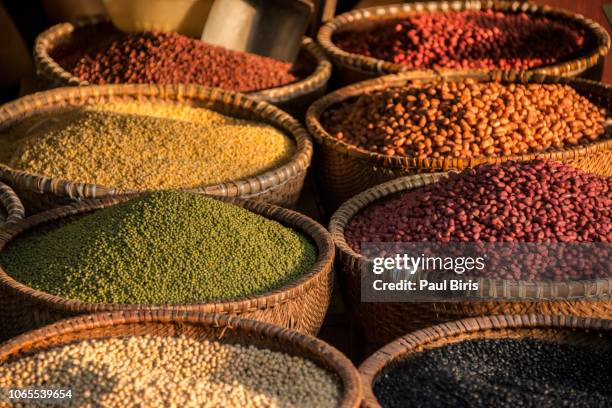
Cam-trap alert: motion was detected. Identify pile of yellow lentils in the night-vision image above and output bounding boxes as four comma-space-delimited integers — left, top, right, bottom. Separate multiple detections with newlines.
0, 102, 294, 190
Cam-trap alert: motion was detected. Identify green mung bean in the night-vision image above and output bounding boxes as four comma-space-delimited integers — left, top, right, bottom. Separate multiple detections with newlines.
0, 102, 294, 190
0, 191, 317, 304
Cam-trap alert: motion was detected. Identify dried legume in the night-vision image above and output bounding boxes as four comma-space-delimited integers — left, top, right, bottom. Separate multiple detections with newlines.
334, 10, 588, 70
0, 191, 317, 304
345, 160, 611, 280
322, 80, 606, 159
0, 102, 294, 190
0, 335, 341, 408
374, 338, 612, 408
55, 29, 297, 92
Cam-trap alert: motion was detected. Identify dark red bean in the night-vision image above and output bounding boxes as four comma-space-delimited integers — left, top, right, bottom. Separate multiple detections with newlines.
334, 10, 588, 70
57, 31, 297, 92
345, 160, 611, 281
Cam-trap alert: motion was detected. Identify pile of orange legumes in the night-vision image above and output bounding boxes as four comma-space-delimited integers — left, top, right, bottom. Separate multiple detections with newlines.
0, 102, 294, 190
322, 80, 606, 159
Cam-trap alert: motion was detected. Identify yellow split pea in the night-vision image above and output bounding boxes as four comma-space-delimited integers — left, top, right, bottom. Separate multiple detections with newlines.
0, 102, 295, 190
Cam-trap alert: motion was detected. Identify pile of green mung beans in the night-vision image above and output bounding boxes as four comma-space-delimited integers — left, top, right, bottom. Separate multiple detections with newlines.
0, 191, 317, 304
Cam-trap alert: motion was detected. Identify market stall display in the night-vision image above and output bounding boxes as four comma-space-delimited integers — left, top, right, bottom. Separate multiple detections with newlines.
318, 1, 610, 84
307, 71, 612, 209
0, 1, 610, 406
0, 84, 313, 211
359, 315, 612, 408
0, 193, 334, 340
0, 311, 362, 408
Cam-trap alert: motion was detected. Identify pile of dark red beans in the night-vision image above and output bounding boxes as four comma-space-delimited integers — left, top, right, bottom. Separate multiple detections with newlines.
57, 30, 297, 92
334, 10, 588, 70
345, 160, 611, 281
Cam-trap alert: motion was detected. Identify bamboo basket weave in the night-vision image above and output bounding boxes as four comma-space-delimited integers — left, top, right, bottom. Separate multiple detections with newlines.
329, 174, 612, 351
0, 182, 25, 339
306, 71, 612, 209
0, 84, 313, 212
318, 1, 611, 85
0, 194, 334, 341
0, 182, 25, 228
33, 15, 332, 115
0, 310, 362, 407
359, 314, 612, 408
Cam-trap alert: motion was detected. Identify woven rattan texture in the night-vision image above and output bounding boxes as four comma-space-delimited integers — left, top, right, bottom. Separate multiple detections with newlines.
0, 194, 334, 341
329, 174, 612, 350
359, 314, 612, 408
317, 1, 611, 84
0, 84, 313, 212
0, 310, 362, 407
307, 71, 612, 209
0, 182, 25, 228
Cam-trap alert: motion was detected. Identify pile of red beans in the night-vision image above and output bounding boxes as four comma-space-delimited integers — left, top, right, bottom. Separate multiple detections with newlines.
345, 160, 611, 280
58, 31, 297, 92
334, 10, 587, 70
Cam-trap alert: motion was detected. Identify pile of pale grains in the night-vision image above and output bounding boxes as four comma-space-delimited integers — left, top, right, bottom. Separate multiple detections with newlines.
0, 102, 294, 190
0, 335, 341, 408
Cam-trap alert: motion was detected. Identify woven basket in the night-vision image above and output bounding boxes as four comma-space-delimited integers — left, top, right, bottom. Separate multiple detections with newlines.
306, 70, 612, 210
0, 310, 362, 407
0, 183, 25, 347
0, 84, 313, 212
329, 173, 612, 351
0, 182, 25, 228
33, 15, 332, 116
318, 1, 611, 85
0, 193, 334, 341
359, 314, 612, 407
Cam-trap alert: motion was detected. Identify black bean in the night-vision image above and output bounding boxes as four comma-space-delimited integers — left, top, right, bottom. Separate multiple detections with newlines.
374, 338, 612, 408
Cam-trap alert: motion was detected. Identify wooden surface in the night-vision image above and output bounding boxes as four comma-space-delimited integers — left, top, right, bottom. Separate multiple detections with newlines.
354, 1, 612, 83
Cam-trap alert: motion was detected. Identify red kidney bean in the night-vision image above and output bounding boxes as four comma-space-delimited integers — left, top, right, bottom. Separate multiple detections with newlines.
334, 10, 588, 70
345, 160, 611, 281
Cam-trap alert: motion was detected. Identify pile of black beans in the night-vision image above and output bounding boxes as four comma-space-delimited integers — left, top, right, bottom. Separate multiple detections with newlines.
374, 338, 612, 407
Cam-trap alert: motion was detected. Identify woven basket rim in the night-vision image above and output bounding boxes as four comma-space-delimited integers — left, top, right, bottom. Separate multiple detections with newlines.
0, 193, 335, 315
249, 37, 333, 103
358, 314, 612, 408
0, 182, 25, 227
306, 70, 612, 171
33, 15, 332, 103
0, 83, 313, 200
0, 310, 362, 408
328, 172, 612, 300
317, 1, 611, 77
